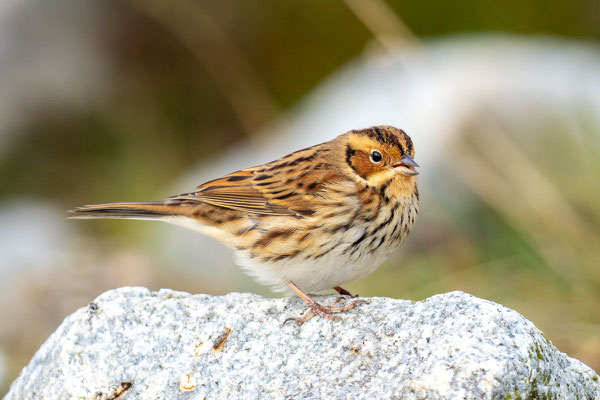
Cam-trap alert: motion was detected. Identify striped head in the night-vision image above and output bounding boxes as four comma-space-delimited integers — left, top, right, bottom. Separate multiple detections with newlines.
338, 125, 419, 192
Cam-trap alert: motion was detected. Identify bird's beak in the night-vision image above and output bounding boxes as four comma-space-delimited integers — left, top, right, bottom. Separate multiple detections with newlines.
400, 154, 419, 168
393, 154, 419, 176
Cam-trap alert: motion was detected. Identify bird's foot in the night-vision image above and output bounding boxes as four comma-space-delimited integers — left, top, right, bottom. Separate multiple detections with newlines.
283, 296, 366, 326
283, 280, 366, 325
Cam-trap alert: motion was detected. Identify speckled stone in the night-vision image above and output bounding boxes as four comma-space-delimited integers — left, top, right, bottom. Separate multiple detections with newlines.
5, 287, 600, 399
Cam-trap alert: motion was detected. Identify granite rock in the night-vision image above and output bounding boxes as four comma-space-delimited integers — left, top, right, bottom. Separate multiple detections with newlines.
6, 287, 600, 399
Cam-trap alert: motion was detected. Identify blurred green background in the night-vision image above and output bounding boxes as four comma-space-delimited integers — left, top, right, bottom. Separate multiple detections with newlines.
1, 0, 599, 394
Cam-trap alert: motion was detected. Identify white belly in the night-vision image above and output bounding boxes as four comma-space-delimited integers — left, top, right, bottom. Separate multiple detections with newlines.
234, 244, 392, 293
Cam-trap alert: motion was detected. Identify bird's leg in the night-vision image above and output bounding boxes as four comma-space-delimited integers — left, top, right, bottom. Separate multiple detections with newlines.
283, 280, 365, 325
333, 286, 358, 297
284, 297, 346, 325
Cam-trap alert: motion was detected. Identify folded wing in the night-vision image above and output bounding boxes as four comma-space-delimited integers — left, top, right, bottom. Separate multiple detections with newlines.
170, 146, 345, 217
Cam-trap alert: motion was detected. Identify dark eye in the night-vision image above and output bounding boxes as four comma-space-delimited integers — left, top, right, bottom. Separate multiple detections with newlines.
370, 150, 383, 163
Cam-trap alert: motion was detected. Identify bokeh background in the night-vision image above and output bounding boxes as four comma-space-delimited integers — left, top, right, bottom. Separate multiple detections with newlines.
1, 0, 599, 393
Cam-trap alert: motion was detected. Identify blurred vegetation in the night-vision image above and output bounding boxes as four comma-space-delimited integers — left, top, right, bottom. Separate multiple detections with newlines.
1, 0, 599, 207
1, 0, 599, 395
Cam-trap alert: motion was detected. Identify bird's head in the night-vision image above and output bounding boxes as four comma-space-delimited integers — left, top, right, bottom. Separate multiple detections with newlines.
339, 125, 419, 193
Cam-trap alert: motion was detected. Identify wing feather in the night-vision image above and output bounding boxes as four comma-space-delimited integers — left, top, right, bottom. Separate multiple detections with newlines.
170, 144, 346, 217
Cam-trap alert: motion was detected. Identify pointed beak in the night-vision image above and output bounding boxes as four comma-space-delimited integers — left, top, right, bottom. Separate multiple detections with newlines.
400, 154, 419, 168
393, 154, 419, 176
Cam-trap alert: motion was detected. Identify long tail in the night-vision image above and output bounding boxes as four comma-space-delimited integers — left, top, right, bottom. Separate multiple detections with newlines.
68, 201, 188, 220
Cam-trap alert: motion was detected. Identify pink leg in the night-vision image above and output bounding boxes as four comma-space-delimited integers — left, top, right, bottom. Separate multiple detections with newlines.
284, 281, 366, 325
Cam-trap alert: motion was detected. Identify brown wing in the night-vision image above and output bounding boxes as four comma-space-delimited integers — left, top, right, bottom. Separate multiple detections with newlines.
170, 144, 345, 217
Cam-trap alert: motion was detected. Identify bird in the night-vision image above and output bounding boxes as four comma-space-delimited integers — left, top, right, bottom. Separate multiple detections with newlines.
70, 125, 419, 324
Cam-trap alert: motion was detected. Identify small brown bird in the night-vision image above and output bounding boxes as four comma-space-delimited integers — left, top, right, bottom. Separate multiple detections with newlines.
71, 125, 419, 324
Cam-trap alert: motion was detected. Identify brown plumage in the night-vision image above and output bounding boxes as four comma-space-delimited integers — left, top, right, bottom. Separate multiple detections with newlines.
71, 125, 419, 324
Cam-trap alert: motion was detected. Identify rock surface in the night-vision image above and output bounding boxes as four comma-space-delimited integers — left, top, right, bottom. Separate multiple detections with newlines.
6, 287, 600, 399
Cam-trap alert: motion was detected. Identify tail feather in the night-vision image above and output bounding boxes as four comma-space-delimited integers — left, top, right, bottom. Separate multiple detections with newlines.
68, 201, 184, 220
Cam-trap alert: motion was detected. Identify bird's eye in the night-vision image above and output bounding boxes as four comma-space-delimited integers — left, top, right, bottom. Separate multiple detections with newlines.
370, 150, 383, 163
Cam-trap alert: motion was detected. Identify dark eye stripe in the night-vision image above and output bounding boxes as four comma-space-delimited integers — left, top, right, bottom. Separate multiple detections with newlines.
345, 144, 364, 178
345, 145, 356, 167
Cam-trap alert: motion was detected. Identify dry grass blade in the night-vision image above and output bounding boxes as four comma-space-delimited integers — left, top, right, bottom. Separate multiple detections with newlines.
343, 0, 422, 52
449, 125, 574, 283
450, 114, 600, 285
127, 0, 278, 135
